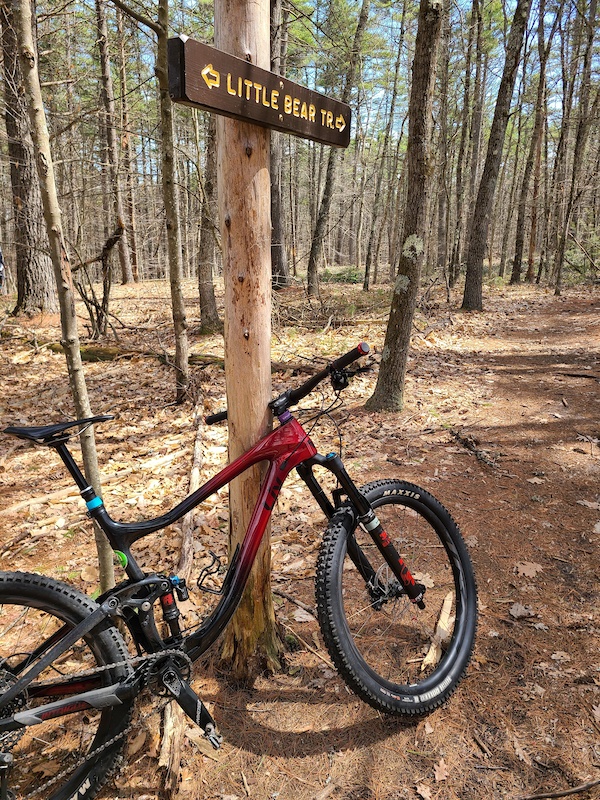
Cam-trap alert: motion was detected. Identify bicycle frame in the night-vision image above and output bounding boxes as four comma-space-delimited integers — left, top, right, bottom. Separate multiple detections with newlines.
0, 416, 326, 729
0, 406, 421, 732
43, 414, 358, 661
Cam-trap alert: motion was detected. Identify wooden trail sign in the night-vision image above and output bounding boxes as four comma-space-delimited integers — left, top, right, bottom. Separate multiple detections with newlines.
168, 36, 351, 148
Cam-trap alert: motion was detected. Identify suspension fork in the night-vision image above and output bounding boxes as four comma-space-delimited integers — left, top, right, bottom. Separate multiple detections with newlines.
300, 455, 425, 608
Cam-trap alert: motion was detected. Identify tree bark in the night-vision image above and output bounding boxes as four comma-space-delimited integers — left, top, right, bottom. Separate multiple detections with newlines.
197, 113, 222, 332
215, 0, 279, 681
1, 0, 57, 316
15, 0, 114, 591
366, 0, 442, 411
96, 0, 133, 285
461, 0, 533, 311
306, 0, 370, 297
155, 0, 189, 402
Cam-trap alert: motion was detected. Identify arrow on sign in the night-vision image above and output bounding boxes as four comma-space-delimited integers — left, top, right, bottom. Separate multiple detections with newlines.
201, 64, 220, 89
335, 115, 346, 132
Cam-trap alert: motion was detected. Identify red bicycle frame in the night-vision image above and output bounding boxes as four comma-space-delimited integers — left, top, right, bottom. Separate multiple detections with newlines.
53, 416, 319, 658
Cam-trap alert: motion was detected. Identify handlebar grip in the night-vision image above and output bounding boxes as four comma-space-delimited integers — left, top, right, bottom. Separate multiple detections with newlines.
284, 342, 370, 409
205, 410, 228, 425
330, 342, 370, 371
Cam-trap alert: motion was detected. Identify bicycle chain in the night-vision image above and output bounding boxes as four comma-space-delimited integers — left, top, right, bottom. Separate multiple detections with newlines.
5, 648, 193, 800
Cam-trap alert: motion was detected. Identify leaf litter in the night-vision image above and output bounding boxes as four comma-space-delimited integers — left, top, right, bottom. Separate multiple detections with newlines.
0, 283, 599, 799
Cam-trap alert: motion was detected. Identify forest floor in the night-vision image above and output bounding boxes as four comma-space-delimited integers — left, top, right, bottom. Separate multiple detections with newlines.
0, 280, 599, 800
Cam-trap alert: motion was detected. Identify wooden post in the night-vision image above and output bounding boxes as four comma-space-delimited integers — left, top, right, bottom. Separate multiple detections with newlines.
215, 0, 280, 677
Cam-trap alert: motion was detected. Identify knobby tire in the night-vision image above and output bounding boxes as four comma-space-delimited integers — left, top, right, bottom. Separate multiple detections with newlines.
0, 571, 133, 800
315, 480, 477, 715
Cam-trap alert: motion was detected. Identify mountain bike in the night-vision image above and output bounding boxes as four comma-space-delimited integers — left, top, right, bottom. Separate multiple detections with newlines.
0, 343, 477, 800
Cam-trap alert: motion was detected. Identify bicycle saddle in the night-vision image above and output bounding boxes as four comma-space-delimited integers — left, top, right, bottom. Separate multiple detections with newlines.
3, 415, 114, 444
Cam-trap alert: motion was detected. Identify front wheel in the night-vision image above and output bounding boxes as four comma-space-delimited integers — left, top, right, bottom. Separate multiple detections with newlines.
315, 480, 477, 715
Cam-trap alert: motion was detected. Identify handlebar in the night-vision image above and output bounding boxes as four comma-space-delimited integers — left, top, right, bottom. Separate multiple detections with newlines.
205, 342, 370, 425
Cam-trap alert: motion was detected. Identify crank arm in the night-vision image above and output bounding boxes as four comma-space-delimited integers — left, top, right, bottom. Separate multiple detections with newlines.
160, 667, 222, 749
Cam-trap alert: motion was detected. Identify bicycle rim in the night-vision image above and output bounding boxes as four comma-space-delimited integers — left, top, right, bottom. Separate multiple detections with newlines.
0, 572, 132, 800
317, 481, 477, 713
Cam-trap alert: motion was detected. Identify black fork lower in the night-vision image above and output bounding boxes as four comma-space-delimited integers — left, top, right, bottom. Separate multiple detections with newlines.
298, 455, 426, 608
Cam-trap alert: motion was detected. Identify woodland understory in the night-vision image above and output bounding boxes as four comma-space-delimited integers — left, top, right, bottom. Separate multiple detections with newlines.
0, 280, 599, 800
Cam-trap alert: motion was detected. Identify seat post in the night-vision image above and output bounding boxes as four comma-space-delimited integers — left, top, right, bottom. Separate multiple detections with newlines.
53, 441, 89, 492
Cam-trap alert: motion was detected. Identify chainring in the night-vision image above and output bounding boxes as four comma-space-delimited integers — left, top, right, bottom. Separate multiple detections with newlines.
145, 652, 193, 695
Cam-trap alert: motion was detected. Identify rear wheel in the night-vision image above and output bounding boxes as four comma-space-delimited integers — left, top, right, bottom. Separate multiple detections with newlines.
316, 480, 477, 715
0, 571, 133, 800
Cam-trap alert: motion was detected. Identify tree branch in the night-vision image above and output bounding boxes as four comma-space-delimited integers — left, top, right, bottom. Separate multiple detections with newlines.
107, 0, 162, 37
516, 777, 600, 800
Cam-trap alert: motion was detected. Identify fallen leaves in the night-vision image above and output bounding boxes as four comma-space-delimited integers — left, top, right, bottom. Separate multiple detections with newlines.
510, 602, 534, 619
513, 737, 532, 765
515, 562, 543, 578
433, 757, 449, 781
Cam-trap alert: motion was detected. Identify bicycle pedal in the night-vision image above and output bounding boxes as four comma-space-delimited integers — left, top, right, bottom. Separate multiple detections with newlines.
160, 666, 222, 749
204, 723, 223, 750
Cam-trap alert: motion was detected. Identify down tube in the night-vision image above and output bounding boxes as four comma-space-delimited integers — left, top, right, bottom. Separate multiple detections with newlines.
184, 454, 313, 660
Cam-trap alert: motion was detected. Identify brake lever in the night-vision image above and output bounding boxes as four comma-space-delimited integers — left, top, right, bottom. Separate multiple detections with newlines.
330, 363, 373, 392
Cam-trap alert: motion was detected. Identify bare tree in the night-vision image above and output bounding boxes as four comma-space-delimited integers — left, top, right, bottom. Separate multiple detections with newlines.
0, 0, 57, 316
510, 0, 561, 284
366, 0, 443, 411
196, 113, 221, 332
15, 0, 114, 591
306, 0, 371, 297
110, 0, 189, 401
96, 0, 133, 285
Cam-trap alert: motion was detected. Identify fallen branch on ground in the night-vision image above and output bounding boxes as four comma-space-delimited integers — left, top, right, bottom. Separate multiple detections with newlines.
451, 430, 497, 468
515, 777, 600, 800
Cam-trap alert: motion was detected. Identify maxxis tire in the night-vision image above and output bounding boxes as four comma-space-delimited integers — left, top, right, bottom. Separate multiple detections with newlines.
0, 571, 133, 800
315, 480, 477, 715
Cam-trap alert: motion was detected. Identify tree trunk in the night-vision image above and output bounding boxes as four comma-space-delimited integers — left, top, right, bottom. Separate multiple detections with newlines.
96, 0, 133, 286
270, 0, 290, 289
306, 0, 370, 297
197, 113, 221, 332
510, 0, 559, 284
552, 0, 598, 295
436, 0, 450, 280
155, 0, 189, 402
461, 0, 532, 311
15, 0, 114, 591
116, 7, 140, 282
1, 0, 57, 316
366, 0, 442, 411
215, 0, 279, 681
448, 5, 474, 287
363, 30, 402, 291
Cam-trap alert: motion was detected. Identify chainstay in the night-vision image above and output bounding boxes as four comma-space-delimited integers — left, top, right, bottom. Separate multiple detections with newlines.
11, 648, 192, 800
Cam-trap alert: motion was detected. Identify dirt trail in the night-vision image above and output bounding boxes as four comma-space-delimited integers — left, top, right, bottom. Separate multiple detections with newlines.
0, 284, 599, 799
